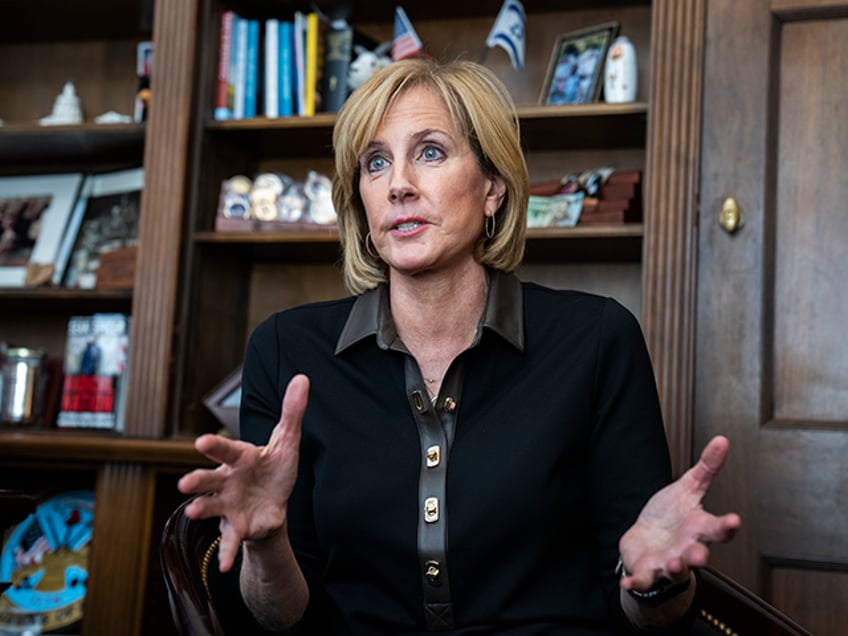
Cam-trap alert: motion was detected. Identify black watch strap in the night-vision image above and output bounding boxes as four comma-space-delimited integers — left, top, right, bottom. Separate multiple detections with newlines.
615, 556, 692, 607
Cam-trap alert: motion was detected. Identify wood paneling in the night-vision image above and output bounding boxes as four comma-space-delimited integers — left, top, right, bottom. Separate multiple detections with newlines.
640, 0, 705, 476
83, 463, 156, 636
124, 0, 200, 438
769, 563, 848, 635
772, 19, 848, 424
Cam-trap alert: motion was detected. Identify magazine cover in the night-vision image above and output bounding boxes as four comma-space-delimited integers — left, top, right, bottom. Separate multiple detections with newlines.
62, 168, 143, 289
56, 313, 131, 431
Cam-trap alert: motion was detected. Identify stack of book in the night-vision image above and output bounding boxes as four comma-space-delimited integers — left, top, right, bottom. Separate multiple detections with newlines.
577, 170, 643, 225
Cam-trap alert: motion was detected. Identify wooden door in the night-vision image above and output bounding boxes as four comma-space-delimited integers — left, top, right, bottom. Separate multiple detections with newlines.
696, 1, 848, 633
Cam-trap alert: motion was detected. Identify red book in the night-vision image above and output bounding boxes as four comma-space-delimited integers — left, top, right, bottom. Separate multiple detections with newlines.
214, 11, 235, 120
56, 313, 131, 431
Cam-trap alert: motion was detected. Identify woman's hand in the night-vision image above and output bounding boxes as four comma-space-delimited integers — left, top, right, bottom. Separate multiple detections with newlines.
177, 374, 310, 572
618, 435, 741, 593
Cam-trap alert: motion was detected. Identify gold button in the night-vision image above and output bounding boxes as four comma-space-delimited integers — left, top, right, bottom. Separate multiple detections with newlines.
412, 390, 428, 413
424, 497, 439, 523
443, 397, 456, 412
426, 445, 440, 468
425, 560, 442, 586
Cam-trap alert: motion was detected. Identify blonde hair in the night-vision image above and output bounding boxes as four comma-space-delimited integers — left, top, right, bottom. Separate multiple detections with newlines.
332, 58, 529, 295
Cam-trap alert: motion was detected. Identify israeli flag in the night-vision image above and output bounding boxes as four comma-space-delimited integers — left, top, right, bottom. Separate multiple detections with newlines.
485, 0, 526, 69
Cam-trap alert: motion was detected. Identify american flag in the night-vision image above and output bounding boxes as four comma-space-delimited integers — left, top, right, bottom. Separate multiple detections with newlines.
392, 6, 423, 61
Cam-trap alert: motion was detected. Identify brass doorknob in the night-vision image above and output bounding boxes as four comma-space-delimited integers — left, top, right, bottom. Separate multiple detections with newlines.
719, 197, 743, 233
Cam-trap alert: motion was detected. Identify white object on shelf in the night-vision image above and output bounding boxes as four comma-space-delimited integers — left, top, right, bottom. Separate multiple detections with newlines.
39, 81, 84, 125
603, 36, 637, 104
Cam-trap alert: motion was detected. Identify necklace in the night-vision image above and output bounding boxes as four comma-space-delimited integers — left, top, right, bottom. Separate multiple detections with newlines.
425, 377, 439, 384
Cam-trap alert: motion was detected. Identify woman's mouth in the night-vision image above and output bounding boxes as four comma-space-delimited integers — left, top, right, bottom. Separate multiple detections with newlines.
394, 221, 423, 232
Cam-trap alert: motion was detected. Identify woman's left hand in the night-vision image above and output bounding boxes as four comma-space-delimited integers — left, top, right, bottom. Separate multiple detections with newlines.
618, 435, 742, 593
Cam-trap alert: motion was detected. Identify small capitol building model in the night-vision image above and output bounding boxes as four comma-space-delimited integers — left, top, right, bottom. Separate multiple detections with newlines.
40, 82, 84, 125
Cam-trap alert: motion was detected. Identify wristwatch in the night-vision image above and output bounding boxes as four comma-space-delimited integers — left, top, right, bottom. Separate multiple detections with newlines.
615, 556, 692, 607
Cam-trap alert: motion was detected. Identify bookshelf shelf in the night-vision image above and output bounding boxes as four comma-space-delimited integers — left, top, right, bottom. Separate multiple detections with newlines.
192, 224, 643, 263
0, 430, 208, 468
204, 103, 648, 155
0, 123, 145, 164
0, 287, 133, 311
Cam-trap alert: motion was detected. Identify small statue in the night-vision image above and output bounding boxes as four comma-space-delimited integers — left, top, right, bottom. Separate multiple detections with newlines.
40, 82, 84, 126
348, 42, 392, 91
604, 37, 638, 104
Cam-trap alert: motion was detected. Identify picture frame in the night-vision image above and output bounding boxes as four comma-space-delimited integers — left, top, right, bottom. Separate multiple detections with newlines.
202, 364, 243, 436
61, 167, 144, 289
0, 173, 84, 287
539, 22, 620, 106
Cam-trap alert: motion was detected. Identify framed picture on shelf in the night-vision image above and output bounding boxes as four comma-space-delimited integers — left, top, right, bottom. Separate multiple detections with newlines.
0, 173, 84, 287
61, 167, 144, 290
203, 364, 243, 436
539, 22, 619, 106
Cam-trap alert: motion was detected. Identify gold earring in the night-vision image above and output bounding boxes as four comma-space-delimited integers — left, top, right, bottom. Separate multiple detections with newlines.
365, 232, 379, 259
485, 214, 496, 239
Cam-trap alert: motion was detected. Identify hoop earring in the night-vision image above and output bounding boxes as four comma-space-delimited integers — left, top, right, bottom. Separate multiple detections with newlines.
365, 232, 379, 259
485, 214, 496, 239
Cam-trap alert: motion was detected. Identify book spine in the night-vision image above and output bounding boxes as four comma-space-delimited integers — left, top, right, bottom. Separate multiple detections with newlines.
244, 19, 260, 119
304, 12, 319, 116
214, 10, 235, 120
293, 12, 306, 116
232, 16, 248, 119
278, 21, 294, 117
264, 18, 279, 118
322, 21, 353, 113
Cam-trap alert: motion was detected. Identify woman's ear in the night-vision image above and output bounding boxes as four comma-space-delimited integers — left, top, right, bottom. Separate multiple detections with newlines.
486, 175, 507, 215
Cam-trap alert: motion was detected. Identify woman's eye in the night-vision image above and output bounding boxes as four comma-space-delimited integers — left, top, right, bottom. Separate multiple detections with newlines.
422, 145, 444, 161
366, 155, 388, 172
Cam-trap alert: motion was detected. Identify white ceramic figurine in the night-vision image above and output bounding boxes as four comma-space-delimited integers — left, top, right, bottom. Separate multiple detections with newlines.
604, 36, 637, 103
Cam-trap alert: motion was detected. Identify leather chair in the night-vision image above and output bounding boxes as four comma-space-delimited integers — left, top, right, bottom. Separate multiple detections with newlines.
161, 496, 813, 636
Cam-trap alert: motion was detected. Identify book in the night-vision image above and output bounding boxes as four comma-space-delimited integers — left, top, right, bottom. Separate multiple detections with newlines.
62, 168, 144, 289
232, 15, 248, 119
293, 11, 306, 116
278, 21, 294, 117
303, 12, 319, 116
264, 18, 279, 118
57, 313, 131, 431
0, 173, 84, 287
322, 19, 353, 113
244, 18, 260, 119
134, 41, 153, 123
214, 10, 235, 120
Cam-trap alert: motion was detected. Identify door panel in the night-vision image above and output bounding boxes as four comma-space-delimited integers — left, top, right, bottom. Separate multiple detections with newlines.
697, 1, 848, 632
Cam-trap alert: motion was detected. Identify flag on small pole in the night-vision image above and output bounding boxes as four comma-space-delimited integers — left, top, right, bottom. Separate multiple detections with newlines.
484, 0, 526, 69
392, 6, 424, 61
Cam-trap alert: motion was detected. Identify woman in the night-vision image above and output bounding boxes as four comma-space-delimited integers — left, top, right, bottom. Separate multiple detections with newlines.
178, 59, 739, 634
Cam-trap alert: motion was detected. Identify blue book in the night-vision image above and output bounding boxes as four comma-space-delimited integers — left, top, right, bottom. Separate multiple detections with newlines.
264, 18, 279, 118
244, 19, 260, 118
278, 21, 294, 117
231, 16, 247, 119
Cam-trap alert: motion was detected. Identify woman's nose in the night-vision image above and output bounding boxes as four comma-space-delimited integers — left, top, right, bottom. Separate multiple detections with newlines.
388, 161, 417, 202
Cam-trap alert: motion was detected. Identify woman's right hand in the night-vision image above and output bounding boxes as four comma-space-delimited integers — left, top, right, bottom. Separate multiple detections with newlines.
177, 374, 310, 572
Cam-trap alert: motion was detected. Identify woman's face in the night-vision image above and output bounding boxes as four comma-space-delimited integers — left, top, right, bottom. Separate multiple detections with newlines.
358, 85, 505, 281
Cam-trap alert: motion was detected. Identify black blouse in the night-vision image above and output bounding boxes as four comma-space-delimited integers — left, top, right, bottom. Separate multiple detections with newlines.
239, 271, 672, 635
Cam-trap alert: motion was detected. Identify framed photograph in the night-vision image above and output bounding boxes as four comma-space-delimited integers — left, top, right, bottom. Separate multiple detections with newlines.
539, 22, 619, 106
0, 173, 84, 287
61, 167, 144, 289
203, 364, 243, 436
